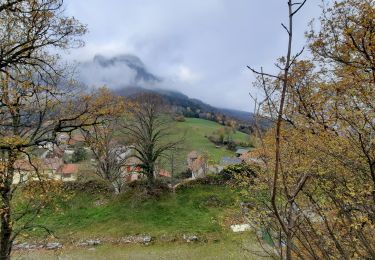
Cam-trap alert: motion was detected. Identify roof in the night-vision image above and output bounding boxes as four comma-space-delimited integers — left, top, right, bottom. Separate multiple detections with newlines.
68, 134, 86, 145
14, 160, 36, 171
158, 169, 172, 178
125, 157, 142, 165
220, 157, 243, 166
235, 148, 250, 155
42, 158, 64, 171
57, 164, 79, 175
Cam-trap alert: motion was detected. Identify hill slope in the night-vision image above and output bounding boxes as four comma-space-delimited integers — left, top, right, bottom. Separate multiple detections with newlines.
115, 86, 254, 124
175, 118, 251, 163
15, 184, 259, 259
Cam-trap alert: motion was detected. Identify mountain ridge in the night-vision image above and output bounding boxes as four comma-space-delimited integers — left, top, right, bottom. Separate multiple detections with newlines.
114, 86, 254, 123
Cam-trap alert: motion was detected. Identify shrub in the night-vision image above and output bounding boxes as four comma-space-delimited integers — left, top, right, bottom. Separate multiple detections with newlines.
62, 180, 112, 195
174, 115, 186, 122
178, 169, 192, 179
175, 174, 226, 191
226, 141, 237, 151
72, 146, 87, 163
127, 179, 172, 197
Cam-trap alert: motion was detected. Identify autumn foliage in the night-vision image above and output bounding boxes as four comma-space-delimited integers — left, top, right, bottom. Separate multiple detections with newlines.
247, 0, 375, 259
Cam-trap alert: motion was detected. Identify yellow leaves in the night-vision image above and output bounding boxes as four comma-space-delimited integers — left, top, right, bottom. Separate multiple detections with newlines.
0, 136, 28, 147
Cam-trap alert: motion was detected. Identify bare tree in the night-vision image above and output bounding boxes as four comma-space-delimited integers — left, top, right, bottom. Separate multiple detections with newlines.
82, 119, 129, 194
248, 0, 307, 259
122, 93, 182, 187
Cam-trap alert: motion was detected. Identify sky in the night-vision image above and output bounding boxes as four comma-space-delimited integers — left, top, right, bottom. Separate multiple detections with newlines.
64, 0, 322, 112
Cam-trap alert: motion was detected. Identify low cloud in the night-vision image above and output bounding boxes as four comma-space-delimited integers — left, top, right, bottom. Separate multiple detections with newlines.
77, 54, 160, 89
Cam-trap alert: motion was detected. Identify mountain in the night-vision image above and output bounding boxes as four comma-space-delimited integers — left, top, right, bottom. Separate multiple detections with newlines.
78, 54, 262, 129
78, 54, 160, 88
92, 54, 161, 83
115, 86, 254, 124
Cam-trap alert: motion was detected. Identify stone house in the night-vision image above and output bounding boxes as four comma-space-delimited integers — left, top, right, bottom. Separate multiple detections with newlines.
56, 164, 79, 181
122, 157, 143, 182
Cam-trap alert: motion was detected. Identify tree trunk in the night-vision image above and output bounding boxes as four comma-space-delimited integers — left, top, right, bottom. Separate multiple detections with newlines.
0, 151, 16, 260
146, 162, 155, 188
285, 232, 292, 260
0, 176, 13, 259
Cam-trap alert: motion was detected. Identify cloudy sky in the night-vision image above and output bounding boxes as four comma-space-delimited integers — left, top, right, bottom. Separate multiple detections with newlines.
64, 0, 322, 111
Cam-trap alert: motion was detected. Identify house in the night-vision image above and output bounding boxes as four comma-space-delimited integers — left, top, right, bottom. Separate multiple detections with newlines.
235, 148, 251, 157
187, 150, 199, 168
158, 169, 172, 178
122, 157, 143, 182
12, 157, 78, 184
220, 156, 243, 166
13, 159, 37, 184
13, 158, 62, 184
187, 151, 219, 179
42, 158, 64, 176
56, 164, 79, 181
190, 155, 208, 179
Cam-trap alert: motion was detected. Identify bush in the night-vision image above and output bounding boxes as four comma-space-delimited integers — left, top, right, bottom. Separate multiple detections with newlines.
175, 174, 227, 191
62, 180, 112, 194
220, 163, 258, 187
174, 115, 186, 122
72, 146, 87, 163
127, 179, 172, 197
178, 169, 192, 179
207, 135, 222, 145
226, 141, 237, 151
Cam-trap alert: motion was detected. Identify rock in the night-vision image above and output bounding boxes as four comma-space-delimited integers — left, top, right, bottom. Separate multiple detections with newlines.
159, 235, 176, 243
183, 234, 198, 242
143, 236, 152, 244
88, 247, 96, 251
13, 243, 41, 250
230, 224, 251, 233
87, 239, 101, 246
45, 242, 63, 250
120, 237, 133, 244
77, 239, 102, 247
78, 239, 101, 247
13, 243, 31, 250
94, 199, 107, 206
120, 235, 152, 245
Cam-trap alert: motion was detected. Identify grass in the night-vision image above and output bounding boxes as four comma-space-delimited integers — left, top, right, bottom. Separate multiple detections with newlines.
27, 184, 241, 239
175, 118, 251, 163
13, 237, 261, 260
14, 183, 265, 259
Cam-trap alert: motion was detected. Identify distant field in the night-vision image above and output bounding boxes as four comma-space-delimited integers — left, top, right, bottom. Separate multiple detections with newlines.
175, 118, 251, 163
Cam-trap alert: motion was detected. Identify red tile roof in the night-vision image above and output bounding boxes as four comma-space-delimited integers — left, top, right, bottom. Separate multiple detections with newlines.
57, 164, 79, 175
14, 160, 35, 171
158, 169, 171, 178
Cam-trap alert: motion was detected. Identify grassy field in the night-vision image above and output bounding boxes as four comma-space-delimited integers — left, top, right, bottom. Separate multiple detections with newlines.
13, 183, 263, 259
14, 238, 261, 260
28, 184, 241, 239
175, 118, 251, 163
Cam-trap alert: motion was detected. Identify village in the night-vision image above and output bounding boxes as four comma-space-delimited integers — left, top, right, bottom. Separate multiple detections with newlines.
13, 131, 254, 186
